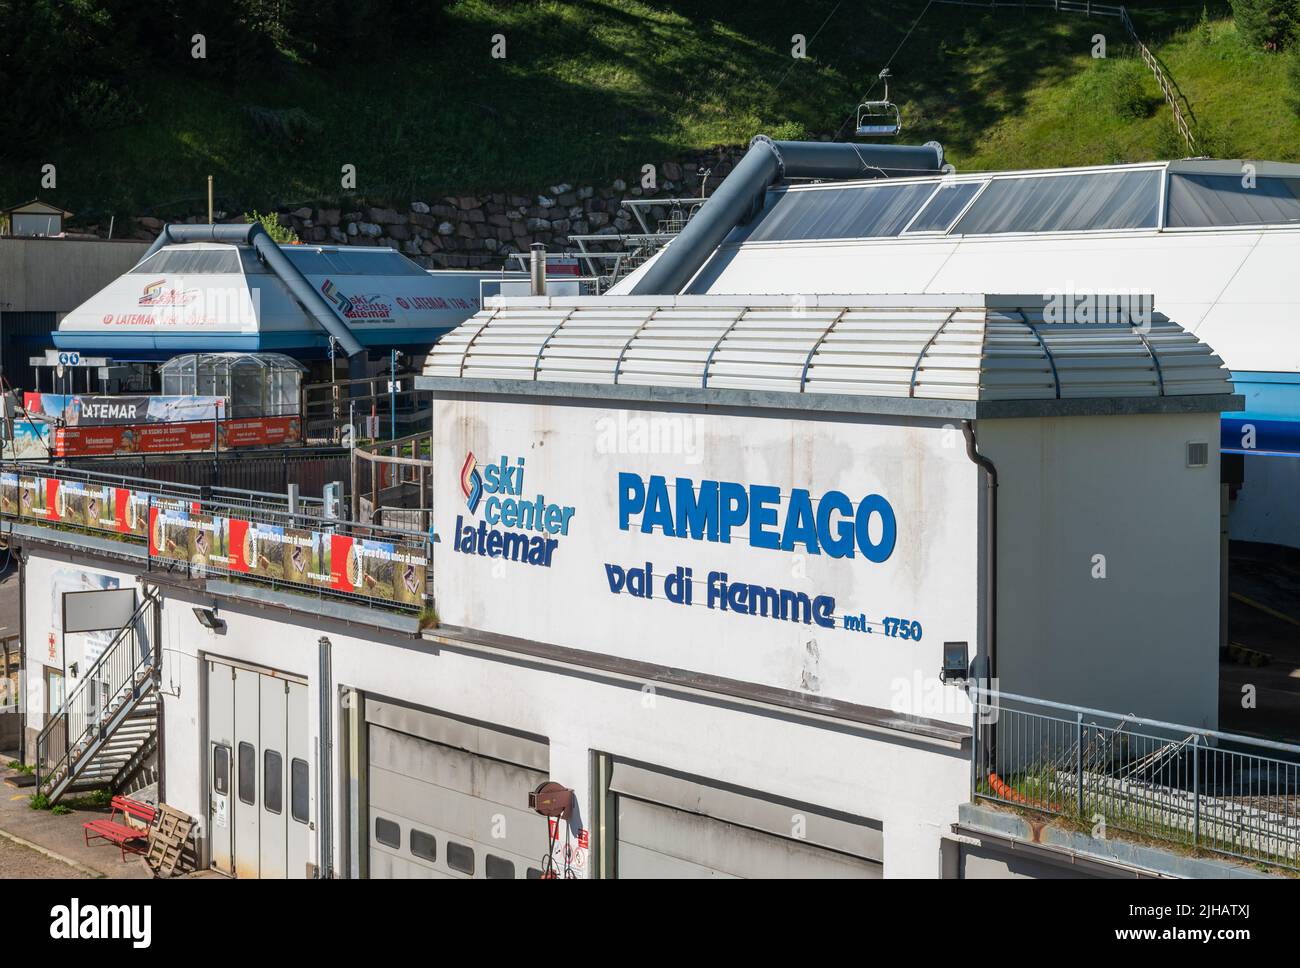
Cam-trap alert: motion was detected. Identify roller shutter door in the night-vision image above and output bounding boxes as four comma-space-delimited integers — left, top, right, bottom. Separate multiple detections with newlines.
365, 699, 551, 879
611, 762, 884, 879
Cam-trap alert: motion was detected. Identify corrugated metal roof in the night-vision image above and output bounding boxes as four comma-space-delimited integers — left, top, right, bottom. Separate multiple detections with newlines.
423, 295, 1234, 403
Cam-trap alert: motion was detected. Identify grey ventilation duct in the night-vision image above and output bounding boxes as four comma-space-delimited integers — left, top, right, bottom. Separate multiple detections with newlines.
134, 222, 365, 358
629, 136, 945, 296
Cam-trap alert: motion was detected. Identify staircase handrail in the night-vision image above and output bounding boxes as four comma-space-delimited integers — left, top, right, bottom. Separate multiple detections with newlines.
35, 589, 158, 794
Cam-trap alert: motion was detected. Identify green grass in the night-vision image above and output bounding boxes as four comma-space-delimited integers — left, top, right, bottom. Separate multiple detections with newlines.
63, 789, 114, 810
4, 2, 1299, 225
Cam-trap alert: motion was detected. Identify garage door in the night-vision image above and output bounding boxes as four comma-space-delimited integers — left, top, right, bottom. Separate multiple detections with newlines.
365, 699, 551, 879
610, 762, 884, 879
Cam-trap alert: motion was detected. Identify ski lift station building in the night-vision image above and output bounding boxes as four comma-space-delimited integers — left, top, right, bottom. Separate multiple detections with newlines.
12, 140, 1284, 880
610, 151, 1300, 551
49, 224, 503, 365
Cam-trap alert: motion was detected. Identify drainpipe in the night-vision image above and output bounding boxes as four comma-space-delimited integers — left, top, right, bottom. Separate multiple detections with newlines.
134, 223, 365, 360
529, 243, 547, 296
317, 636, 333, 879
961, 421, 997, 682
17, 547, 25, 766
962, 420, 998, 784
629, 135, 944, 296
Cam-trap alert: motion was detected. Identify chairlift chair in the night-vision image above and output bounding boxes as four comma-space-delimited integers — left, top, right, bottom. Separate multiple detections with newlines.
856, 68, 901, 137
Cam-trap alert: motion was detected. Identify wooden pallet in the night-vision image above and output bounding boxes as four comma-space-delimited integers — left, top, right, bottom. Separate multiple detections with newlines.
144, 804, 194, 877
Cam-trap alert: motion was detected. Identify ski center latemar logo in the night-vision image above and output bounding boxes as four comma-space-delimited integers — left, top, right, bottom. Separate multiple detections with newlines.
453, 453, 576, 567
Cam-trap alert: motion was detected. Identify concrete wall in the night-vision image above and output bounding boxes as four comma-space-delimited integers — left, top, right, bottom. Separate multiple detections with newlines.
978, 412, 1223, 728
151, 584, 970, 879
430, 396, 982, 724
20, 550, 140, 759
0, 237, 148, 314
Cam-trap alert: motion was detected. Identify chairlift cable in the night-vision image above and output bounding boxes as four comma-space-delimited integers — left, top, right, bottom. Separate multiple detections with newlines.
772, 1, 844, 93
834, 0, 936, 140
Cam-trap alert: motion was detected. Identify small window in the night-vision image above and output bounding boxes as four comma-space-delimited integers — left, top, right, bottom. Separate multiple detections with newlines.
905, 181, 983, 233
446, 841, 475, 875
485, 855, 515, 879
290, 758, 309, 824
410, 830, 437, 863
212, 744, 230, 796
953, 169, 1161, 235
374, 817, 401, 848
1166, 172, 1300, 228
237, 741, 255, 805
526, 868, 543, 880
263, 750, 283, 815
745, 182, 937, 243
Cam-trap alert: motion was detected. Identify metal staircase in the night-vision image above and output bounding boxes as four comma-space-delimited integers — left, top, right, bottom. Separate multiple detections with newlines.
36, 589, 160, 803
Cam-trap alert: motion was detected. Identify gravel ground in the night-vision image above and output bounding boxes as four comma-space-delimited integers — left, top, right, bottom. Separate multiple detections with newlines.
0, 834, 90, 879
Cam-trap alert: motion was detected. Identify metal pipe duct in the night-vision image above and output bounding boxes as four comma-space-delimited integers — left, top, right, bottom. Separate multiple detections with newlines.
628, 135, 945, 296
133, 222, 365, 358
529, 242, 547, 296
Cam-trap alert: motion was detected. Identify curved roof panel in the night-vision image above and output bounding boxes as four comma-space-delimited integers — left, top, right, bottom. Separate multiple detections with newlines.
423, 294, 1234, 406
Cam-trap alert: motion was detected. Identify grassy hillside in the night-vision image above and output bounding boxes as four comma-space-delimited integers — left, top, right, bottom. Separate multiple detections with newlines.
4, 1, 1300, 225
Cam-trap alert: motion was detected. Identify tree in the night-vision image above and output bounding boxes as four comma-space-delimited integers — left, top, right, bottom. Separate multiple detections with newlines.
1232, 0, 1300, 50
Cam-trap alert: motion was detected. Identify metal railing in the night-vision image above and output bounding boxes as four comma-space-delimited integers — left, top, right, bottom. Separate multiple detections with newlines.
145, 494, 433, 613
4, 461, 323, 517
35, 592, 158, 797
2, 461, 432, 614
933, 1, 1197, 153
971, 688, 1300, 871
351, 432, 432, 527
301, 375, 428, 444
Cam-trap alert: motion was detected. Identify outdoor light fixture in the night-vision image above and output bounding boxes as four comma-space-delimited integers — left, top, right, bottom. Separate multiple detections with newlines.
940, 641, 970, 683
193, 606, 226, 633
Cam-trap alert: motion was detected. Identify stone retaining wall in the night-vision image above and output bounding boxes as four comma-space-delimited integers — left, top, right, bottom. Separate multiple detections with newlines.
103, 144, 758, 270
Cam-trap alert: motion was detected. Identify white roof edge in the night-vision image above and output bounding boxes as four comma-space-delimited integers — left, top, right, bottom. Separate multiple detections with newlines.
481, 292, 1152, 310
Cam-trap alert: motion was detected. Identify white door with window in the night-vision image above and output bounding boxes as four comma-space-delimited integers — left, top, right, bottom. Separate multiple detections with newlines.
206, 658, 311, 878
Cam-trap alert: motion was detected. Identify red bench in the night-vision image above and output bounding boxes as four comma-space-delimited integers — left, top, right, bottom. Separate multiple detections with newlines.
83, 796, 157, 861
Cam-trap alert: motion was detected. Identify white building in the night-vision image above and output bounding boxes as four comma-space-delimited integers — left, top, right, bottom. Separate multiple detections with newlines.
611, 157, 1300, 549
11, 292, 1243, 878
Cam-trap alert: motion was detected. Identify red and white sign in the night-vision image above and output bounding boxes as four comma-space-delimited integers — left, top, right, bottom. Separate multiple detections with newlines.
53, 416, 302, 457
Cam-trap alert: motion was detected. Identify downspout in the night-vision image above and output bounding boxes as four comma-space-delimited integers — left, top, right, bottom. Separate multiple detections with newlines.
17, 546, 25, 765
317, 636, 333, 879
629, 135, 944, 296
961, 420, 997, 682
962, 420, 998, 786
152, 588, 164, 803
133, 223, 365, 359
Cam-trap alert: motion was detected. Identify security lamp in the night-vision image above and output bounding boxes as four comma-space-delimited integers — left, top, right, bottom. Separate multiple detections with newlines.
940, 641, 970, 684
193, 607, 225, 633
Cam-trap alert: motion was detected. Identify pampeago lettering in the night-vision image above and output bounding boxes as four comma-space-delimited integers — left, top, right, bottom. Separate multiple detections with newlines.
617, 473, 897, 562
452, 453, 576, 567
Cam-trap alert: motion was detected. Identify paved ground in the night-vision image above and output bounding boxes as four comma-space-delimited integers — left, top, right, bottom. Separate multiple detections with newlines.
0, 832, 92, 878
0, 765, 153, 879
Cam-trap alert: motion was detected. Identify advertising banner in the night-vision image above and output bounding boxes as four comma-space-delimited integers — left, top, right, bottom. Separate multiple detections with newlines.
151, 507, 427, 607
52, 415, 301, 457
2, 472, 188, 534
2, 422, 53, 459
23, 393, 225, 425
0, 469, 427, 609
